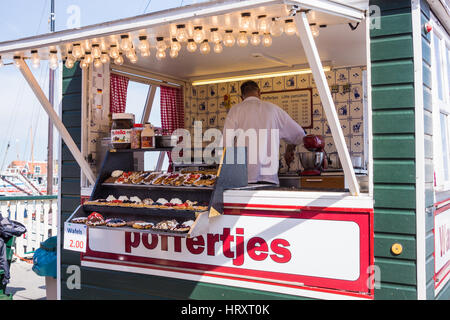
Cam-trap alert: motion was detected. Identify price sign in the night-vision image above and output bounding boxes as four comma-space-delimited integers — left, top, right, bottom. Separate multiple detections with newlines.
63, 222, 87, 253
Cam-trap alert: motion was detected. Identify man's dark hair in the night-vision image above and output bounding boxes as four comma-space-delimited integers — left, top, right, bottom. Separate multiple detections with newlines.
240, 80, 260, 97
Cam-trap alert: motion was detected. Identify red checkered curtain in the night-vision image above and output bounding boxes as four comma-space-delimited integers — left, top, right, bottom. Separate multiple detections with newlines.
160, 85, 184, 171
110, 74, 129, 113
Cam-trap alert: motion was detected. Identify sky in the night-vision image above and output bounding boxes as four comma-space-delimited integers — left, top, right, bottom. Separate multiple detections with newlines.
0, 0, 199, 170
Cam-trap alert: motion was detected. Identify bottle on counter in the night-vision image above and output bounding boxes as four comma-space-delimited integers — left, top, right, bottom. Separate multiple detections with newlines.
141, 122, 155, 149
131, 123, 143, 149
110, 113, 135, 149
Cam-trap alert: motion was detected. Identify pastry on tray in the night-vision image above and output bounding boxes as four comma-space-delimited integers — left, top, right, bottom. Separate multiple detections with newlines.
151, 173, 169, 185
182, 174, 202, 186
71, 217, 88, 224
174, 220, 194, 232
153, 219, 178, 230
86, 212, 106, 227
106, 218, 126, 227
132, 222, 154, 229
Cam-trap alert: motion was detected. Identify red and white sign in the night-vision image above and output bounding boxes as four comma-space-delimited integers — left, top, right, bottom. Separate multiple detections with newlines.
434, 200, 450, 294
82, 208, 373, 299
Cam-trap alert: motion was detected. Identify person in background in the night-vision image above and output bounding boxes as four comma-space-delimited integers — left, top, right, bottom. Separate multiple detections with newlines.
222, 80, 305, 185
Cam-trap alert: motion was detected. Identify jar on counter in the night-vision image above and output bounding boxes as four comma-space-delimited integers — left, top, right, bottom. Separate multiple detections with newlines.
111, 113, 134, 149
141, 123, 155, 149
131, 123, 143, 149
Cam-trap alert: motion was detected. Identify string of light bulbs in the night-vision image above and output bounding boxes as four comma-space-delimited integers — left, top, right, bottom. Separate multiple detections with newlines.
0, 11, 322, 71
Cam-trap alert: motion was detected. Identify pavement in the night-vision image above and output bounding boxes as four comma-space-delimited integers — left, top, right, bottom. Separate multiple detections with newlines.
5, 258, 47, 300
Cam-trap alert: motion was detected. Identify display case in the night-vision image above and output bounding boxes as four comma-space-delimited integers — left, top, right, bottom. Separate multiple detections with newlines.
66, 147, 247, 238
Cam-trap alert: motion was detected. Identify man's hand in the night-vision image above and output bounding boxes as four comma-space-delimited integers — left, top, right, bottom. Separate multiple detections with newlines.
284, 144, 296, 168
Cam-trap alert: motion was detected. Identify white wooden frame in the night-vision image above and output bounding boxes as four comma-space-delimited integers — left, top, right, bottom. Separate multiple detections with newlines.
294, 11, 360, 196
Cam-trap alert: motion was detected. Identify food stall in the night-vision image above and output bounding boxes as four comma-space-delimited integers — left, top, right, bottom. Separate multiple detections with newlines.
0, 0, 448, 300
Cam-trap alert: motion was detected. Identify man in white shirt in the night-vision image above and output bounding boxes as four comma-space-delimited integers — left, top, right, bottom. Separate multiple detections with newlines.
223, 80, 306, 185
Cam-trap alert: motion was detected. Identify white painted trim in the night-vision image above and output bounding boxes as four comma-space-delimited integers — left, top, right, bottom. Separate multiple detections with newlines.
56, 62, 63, 301
294, 12, 360, 196
223, 189, 373, 209
81, 259, 372, 300
365, 18, 374, 197
412, 0, 427, 300
0, 0, 365, 56
16, 59, 96, 185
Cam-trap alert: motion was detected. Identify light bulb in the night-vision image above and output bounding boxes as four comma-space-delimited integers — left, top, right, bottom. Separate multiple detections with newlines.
94, 58, 102, 69
156, 50, 166, 60
120, 35, 132, 51
169, 49, 178, 59
223, 30, 235, 47
193, 26, 204, 44
129, 54, 138, 64
65, 51, 76, 69
170, 38, 181, 52
176, 24, 188, 43
72, 43, 83, 59
250, 32, 261, 46
210, 28, 222, 44
213, 42, 223, 53
0, 56, 3, 68
156, 37, 167, 51
138, 36, 150, 56
114, 54, 124, 66
284, 19, 296, 36
100, 40, 108, 52
257, 15, 269, 33
270, 18, 283, 37
310, 23, 320, 37
49, 51, 58, 70
240, 12, 251, 31
200, 40, 210, 54
100, 52, 110, 64
262, 33, 272, 47
31, 50, 40, 68
126, 48, 136, 59
237, 31, 248, 47
84, 51, 92, 64
187, 39, 197, 52
79, 57, 88, 69
13, 56, 21, 68
83, 39, 91, 51
109, 44, 120, 59
92, 44, 101, 58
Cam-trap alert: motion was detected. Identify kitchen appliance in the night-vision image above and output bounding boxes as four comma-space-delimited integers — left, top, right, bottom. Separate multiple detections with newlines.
298, 134, 327, 176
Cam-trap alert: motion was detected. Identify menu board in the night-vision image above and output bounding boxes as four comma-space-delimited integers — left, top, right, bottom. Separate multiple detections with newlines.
261, 88, 313, 128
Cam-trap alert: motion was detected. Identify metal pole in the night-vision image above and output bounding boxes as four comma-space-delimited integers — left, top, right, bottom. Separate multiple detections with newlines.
47, 0, 55, 195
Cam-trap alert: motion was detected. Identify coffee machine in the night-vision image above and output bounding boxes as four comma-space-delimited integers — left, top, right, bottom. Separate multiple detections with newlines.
298, 134, 327, 176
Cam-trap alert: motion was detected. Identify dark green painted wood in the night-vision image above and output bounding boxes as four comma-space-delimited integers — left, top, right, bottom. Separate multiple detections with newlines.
373, 184, 416, 209
371, 35, 413, 61
370, 13, 412, 38
374, 209, 416, 234
374, 233, 416, 259
375, 257, 417, 285
373, 160, 415, 184
60, 266, 310, 300
372, 84, 415, 110
62, 110, 82, 128
374, 282, 416, 300
61, 162, 81, 179
371, 60, 414, 85
62, 94, 82, 111
372, 110, 415, 134
373, 135, 415, 158
62, 76, 82, 95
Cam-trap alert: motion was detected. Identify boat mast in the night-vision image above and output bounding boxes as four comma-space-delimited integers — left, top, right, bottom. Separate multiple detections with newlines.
47, 0, 55, 195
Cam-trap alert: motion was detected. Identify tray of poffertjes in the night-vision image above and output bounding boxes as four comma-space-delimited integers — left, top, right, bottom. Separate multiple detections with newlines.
103, 169, 218, 188
71, 212, 195, 234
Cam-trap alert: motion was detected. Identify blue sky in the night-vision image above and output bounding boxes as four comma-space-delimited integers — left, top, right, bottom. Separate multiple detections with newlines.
0, 0, 191, 169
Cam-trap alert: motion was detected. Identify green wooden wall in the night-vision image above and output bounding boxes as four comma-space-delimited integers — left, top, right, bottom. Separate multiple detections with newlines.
370, 0, 417, 299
